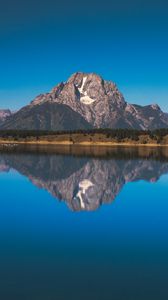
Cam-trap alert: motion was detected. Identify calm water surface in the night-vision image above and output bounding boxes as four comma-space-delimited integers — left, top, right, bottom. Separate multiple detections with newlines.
0, 145, 168, 300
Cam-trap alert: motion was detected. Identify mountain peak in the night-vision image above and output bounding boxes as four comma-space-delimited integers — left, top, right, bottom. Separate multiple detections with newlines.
150, 103, 161, 111
1, 72, 168, 130
67, 71, 103, 83
67, 72, 105, 106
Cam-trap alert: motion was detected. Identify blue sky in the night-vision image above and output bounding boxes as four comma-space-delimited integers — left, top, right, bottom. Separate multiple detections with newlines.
0, 0, 168, 111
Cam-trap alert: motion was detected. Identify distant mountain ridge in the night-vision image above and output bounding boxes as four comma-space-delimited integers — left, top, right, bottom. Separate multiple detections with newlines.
0, 109, 12, 125
1, 72, 168, 130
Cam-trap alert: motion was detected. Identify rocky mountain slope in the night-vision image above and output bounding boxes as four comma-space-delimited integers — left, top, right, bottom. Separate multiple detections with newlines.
1, 72, 168, 130
1, 102, 92, 130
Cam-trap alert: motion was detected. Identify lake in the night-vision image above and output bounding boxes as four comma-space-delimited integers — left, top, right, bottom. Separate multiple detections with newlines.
0, 145, 168, 300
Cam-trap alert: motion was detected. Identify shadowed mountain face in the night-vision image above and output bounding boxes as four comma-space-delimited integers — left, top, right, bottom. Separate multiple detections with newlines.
1, 72, 168, 130
1, 147, 168, 211
0, 103, 92, 130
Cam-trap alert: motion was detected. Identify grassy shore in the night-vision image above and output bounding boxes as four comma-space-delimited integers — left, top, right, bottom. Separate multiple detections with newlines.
0, 132, 168, 147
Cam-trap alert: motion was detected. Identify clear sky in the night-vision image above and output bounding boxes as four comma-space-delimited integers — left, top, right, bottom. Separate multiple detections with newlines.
0, 0, 168, 111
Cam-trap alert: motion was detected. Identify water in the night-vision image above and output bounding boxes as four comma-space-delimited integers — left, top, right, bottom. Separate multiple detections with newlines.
0, 145, 168, 299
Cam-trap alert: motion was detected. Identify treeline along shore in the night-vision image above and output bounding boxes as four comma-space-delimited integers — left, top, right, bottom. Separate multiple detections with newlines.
0, 129, 168, 146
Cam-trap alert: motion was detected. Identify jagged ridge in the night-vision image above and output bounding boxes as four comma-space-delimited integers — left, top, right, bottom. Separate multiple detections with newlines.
1, 72, 168, 130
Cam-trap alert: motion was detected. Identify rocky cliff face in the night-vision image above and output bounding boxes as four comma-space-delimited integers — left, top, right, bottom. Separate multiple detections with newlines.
1, 150, 168, 211
1, 72, 168, 130
29, 72, 168, 130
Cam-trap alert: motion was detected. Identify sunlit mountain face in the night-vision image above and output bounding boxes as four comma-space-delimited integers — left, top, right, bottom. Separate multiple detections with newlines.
1, 145, 168, 211
1, 72, 168, 131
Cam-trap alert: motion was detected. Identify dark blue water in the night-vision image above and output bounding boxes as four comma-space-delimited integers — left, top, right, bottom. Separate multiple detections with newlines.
0, 146, 168, 299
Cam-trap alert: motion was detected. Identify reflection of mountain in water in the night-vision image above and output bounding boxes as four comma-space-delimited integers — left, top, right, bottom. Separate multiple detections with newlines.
0, 147, 168, 211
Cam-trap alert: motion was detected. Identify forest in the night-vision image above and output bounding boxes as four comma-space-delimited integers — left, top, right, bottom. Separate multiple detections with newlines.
0, 128, 168, 143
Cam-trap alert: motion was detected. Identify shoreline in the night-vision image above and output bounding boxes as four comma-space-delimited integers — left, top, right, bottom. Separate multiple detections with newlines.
0, 140, 168, 147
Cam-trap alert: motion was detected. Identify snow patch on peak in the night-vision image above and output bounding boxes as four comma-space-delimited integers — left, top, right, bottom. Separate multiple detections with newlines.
78, 76, 96, 105
80, 96, 96, 105
78, 76, 87, 94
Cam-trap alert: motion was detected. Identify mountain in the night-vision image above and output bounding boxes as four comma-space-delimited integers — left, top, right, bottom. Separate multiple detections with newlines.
0, 102, 92, 130
1, 149, 168, 211
0, 109, 12, 125
1, 72, 168, 130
